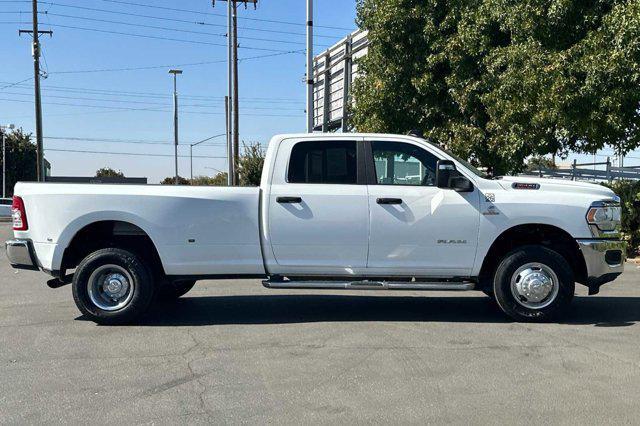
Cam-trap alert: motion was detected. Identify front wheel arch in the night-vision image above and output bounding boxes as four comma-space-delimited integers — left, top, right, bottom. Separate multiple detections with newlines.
477, 224, 587, 291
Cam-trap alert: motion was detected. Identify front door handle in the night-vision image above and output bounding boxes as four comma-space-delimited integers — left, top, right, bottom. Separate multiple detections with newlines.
277, 196, 302, 204
377, 198, 403, 205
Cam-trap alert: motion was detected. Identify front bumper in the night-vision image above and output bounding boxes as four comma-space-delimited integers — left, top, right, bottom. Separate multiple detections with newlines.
576, 238, 625, 292
5, 239, 39, 271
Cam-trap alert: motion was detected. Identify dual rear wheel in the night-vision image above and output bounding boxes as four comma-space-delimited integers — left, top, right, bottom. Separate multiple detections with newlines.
72, 248, 194, 324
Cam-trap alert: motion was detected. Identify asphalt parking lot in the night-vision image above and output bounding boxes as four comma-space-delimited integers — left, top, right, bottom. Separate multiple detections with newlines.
1, 222, 640, 424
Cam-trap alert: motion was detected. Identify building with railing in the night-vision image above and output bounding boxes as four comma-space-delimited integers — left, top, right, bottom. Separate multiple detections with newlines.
312, 29, 368, 132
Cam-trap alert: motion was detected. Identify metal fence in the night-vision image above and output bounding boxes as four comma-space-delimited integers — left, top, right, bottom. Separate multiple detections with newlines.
520, 158, 640, 182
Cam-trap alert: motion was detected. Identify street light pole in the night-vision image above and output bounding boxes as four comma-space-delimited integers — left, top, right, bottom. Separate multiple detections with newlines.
169, 69, 183, 185
189, 133, 227, 181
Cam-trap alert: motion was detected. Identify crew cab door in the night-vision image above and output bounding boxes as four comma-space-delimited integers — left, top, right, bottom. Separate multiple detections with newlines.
364, 138, 480, 276
265, 137, 369, 276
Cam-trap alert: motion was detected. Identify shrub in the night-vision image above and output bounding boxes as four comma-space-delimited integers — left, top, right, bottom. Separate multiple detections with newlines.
602, 180, 640, 257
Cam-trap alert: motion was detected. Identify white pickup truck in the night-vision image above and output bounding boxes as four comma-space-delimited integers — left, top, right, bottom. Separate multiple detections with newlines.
6, 133, 625, 324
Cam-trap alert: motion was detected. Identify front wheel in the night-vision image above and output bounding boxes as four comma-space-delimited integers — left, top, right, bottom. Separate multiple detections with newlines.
493, 245, 574, 322
72, 248, 155, 325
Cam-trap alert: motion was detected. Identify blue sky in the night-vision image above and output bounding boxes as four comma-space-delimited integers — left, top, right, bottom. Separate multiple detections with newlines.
1, 1, 637, 182
0, 0, 357, 182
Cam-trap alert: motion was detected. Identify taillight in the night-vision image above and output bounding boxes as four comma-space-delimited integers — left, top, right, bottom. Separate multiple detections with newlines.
11, 196, 28, 231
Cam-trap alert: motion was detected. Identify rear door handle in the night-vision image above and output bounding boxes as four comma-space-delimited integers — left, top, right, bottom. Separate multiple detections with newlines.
376, 198, 402, 205
277, 196, 302, 204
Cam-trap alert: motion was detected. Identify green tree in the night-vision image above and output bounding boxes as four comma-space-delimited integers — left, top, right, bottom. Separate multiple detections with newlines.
352, 0, 640, 174
238, 142, 265, 186
191, 173, 228, 186
160, 175, 190, 185
524, 156, 557, 172
95, 167, 124, 178
1, 128, 37, 197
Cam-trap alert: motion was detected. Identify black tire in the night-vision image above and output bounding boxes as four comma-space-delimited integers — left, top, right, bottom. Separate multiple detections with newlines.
72, 248, 155, 325
157, 279, 196, 301
493, 245, 574, 322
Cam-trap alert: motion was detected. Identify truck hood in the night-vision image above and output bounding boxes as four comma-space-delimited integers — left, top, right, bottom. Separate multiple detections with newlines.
496, 176, 617, 199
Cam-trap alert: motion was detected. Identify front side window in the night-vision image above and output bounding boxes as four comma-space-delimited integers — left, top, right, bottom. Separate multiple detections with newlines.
288, 140, 357, 184
371, 141, 438, 186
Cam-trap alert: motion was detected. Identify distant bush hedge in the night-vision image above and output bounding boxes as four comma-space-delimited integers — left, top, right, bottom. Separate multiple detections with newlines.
602, 180, 640, 257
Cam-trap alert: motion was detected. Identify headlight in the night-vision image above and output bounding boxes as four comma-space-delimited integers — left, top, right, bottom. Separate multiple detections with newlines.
586, 200, 621, 234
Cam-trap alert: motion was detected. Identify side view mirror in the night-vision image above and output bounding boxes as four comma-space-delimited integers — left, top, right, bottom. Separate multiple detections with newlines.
450, 175, 474, 192
436, 160, 474, 192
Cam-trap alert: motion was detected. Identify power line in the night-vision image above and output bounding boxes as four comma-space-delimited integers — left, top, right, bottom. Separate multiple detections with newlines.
98, 0, 354, 31
41, 11, 328, 47
1, 80, 304, 102
44, 136, 227, 146
46, 50, 304, 75
0, 77, 32, 90
18, 3, 346, 39
45, 147, 228, 158
3, 91, 304, 110
41, 12, 329, 47
36, 22, 302, 53
0, 97, 304, 117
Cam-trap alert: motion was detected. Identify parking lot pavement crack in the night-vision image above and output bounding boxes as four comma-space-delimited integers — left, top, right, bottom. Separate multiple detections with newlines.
139, 372, 205, 398
186, 355, 214, 422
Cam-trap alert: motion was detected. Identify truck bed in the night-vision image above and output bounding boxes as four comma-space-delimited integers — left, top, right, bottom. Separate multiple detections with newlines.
13, 182, 265, 275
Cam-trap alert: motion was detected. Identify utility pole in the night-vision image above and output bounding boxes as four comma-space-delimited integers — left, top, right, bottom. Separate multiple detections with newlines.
226, 0, 233, 185
19, 0, 52, 182
231, 2, 240, 185
212, 0, 257, 185
306, 0, 314, 133
169, 69, 183, 185
225, 95, 232, 185
2, 132, 4, 198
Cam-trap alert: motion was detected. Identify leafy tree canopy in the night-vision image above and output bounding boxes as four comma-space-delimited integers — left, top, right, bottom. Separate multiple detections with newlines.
352, 0, 640, 174
525, 156, 558, 171
95, 167, 124, 178
160, 175, 190, 185
1, 128, 37, 197
238, 142, 265, 186
191, 173, 228, 186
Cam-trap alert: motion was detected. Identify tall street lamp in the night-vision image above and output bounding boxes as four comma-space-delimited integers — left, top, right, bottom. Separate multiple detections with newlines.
1, 124, 15, 199
189, 133, 226, 181
169, 69, 183, 185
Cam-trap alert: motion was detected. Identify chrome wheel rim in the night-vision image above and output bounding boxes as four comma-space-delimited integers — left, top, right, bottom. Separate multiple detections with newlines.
510, 262, 559, 310
87, 264, 135, 311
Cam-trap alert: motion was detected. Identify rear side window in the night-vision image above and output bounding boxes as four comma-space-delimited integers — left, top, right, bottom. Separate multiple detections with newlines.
287, 140, 357, 184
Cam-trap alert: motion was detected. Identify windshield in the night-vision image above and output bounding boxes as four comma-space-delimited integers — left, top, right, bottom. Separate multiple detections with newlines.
443, 149, 488, 179
419, 139, 488, 179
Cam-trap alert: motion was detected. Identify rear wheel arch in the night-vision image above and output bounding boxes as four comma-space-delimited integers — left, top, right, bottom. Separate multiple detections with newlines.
478, 224, 587, 291
60, 220, 165, 277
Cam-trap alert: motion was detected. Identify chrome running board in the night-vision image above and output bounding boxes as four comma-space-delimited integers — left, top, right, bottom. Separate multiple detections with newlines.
262, 279, 475, 291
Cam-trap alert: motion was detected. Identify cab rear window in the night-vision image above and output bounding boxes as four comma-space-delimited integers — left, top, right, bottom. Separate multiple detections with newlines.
287, 141, 357, 184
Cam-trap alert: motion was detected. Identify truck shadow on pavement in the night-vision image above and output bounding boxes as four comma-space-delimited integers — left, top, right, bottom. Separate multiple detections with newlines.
132, 295, 640, 327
